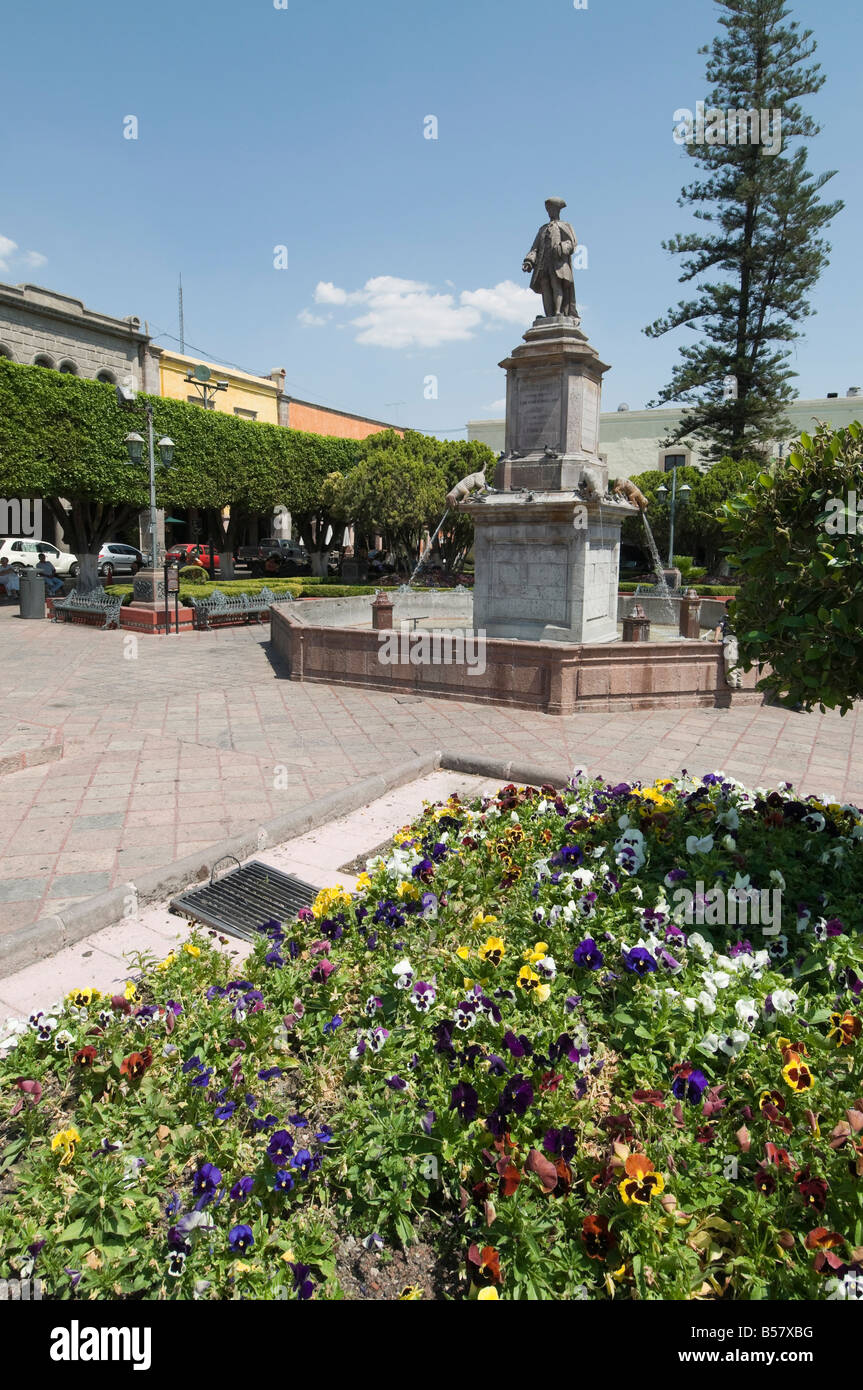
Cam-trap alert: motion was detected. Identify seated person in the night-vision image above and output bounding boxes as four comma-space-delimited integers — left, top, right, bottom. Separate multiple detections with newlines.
35, 553, 64, 595
0, 557, 20, 599
264, 553, 282, 575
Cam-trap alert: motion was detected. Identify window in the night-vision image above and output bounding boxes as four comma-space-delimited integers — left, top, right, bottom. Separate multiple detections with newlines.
664, 454, 687, 472
33, 353, 55, 369
187, 395, 215, 409
58, 360, 79, 375
234, 407, 257, 420
0, 343, 14, 360
96, 369, 116, 385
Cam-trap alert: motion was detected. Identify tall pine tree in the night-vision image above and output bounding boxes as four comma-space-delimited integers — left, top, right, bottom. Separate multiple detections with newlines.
644, 0, 842, 461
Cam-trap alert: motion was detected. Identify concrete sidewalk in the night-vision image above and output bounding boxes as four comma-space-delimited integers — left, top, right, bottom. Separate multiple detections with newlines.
0, 769, 498, 1023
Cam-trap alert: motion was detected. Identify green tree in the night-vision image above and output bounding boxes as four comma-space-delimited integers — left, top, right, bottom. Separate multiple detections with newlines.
0, 359, 356, 587
721, 421, 863, 712
644, 0, 842, 460
345, 430, 495, 576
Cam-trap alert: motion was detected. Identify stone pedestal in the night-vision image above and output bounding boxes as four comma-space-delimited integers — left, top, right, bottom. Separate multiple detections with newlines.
468, 491, 633, 644
462, 315, 636, 645
495, 316, 611, 493
132, 569, 167, 605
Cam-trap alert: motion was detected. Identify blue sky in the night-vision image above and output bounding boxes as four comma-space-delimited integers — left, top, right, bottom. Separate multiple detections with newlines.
2, 0, 860, 435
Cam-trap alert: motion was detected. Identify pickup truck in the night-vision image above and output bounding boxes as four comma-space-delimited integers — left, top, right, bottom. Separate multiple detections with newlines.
235, 538, 309, 575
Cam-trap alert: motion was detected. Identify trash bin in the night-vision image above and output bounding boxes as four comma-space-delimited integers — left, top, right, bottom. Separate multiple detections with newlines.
19, 568, 46, 619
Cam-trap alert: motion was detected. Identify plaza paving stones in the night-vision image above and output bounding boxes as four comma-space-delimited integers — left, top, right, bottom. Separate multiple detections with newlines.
0, 603, 861, 945
0, 768, 499, 1022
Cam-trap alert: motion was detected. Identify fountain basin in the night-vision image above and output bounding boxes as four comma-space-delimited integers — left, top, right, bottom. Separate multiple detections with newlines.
271, 596, 762, 715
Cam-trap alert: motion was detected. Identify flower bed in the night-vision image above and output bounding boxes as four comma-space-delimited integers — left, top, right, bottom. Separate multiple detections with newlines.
1, 773, 862, 1301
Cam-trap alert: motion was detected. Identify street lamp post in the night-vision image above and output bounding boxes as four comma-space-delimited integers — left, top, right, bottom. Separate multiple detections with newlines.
655, 468, 691, 570
118, 387, 175, 612
123, 406, 174, 570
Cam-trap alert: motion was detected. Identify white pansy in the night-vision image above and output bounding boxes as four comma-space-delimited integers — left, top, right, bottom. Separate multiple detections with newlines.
735, 998, 759, 1028
687, 933, 714, 959
686, 834, 714, 855
716, 807, 739, 830
392, 959, 413, 987
697, 991, 717, 1015
769, 870, 786, 890
697, 1032, 722, 1055
718, 1030, 749, 1056
769, 988, 797, 1015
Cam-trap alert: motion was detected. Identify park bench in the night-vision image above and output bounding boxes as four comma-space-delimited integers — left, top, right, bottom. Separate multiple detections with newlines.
190, 587, 294, 631
51, 587, 124, 630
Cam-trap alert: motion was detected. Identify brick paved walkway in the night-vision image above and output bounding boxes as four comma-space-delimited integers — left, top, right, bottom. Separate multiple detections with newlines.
0, 605, 861, 939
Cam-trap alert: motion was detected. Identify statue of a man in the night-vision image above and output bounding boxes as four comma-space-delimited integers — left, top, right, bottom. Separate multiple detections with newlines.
522, 196, 579, 319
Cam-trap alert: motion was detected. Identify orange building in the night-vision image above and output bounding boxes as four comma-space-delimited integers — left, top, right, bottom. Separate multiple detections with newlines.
277, 386, 403, 441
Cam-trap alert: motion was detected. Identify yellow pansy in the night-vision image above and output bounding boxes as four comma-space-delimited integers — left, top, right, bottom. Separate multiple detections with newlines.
477, 1287, 499, 1300
397, 880, 420, 901
522, 941, 548, 964
156, 953, 176, 973
183, 943, 201, 958
479, 937, 505, 967
65, 988, 102, 1008
355, 872, 372, 892
456, 946, 471, 961
471, 912, 498, 933
398, 1285, 423, 1300
51, 1127, 81, 1166
311, 885, 353, 919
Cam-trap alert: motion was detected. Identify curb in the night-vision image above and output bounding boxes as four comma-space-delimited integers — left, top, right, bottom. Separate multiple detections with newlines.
0, 750, 575, 981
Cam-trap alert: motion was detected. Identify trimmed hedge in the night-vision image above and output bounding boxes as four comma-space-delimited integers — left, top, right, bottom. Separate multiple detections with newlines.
619, 582, 740, 597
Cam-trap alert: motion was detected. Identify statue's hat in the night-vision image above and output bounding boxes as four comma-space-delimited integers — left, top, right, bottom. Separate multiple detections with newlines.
545, 195, 567, 210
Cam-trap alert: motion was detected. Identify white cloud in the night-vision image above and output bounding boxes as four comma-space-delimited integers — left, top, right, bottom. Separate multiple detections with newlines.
0, 235, 18, 272
300, 274, 545, 349
298, 308, 328, 326
0, 235, 47, 274
460, 279, 536, 325
486, 398, 507, 411
314, 281, 349, 305
349, 276, 481, 348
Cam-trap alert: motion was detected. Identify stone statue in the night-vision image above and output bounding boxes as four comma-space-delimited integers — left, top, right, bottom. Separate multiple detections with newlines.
522, 197, 579, 319
446, 471, 486, 508
613, 478, 650, 511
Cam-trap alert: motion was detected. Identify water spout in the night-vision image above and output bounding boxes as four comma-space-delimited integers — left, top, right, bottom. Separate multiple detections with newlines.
639, 513, 676, 624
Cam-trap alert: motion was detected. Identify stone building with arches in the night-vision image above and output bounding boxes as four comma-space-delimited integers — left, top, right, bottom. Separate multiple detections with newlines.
0, 281, 155, 390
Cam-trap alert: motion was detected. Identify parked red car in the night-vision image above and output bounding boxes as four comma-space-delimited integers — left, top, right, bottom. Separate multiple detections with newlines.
165, 543, 220, 573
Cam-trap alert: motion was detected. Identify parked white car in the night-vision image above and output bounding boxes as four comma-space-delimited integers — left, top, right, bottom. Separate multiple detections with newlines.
0, 537, 80, 577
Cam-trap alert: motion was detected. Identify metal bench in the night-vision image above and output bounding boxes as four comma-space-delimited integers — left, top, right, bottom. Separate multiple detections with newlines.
52, 587, 124, 630
190, 587, 294, 631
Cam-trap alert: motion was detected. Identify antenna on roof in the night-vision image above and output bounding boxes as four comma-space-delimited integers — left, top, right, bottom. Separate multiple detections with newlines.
178, 274, 185, 354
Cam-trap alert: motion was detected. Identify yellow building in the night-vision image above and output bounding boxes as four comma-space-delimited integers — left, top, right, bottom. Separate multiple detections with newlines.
150, 346, 281, 425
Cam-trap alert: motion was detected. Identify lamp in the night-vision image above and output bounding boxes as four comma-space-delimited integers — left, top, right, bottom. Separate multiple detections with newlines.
124, 431, 144, 465
157, 436, 175, 466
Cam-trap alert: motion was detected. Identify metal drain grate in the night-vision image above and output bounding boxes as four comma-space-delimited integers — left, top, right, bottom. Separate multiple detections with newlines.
170, 859, 321, 942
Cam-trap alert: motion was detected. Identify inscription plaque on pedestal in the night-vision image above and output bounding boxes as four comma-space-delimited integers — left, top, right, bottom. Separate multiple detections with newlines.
516, 375, 560, 452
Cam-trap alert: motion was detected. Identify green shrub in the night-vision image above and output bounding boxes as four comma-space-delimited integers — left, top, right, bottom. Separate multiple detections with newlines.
179, 565, 209, 583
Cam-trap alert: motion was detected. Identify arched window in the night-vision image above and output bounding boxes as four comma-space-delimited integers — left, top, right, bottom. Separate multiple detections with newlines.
33, 353, 55, 369
96, 369, 116, 385
58, 359, 79, 375
0, 343, 14, 360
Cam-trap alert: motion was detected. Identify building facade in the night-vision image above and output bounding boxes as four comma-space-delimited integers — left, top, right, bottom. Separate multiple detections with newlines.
0, 281, 154, 389
151, 347, 282, 425
468, 390, 863, 480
